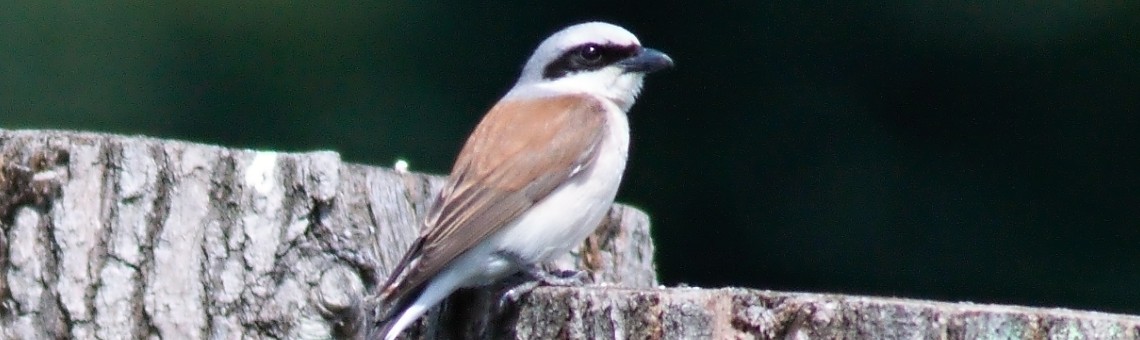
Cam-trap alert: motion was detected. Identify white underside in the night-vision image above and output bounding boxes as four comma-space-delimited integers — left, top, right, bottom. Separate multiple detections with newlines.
383, 101, 630, 340
476, 102, 630, 282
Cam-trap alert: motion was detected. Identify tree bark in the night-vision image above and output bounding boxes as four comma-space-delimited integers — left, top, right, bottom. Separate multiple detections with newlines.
2, 128, 1137, 339
511, 287, 1140, 339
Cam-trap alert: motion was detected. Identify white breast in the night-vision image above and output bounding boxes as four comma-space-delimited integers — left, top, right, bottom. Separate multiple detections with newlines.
457, 102, 630, 286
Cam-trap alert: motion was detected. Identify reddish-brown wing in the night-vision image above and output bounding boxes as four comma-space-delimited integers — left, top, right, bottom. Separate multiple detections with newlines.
379, 94, 608, 309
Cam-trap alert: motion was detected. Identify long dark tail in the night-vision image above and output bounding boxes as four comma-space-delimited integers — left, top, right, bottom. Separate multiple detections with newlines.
373, 283, 429, 339
327, 285, 427, 340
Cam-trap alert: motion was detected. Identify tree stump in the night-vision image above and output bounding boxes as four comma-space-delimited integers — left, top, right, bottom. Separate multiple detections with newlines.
1, 128, 1137, 339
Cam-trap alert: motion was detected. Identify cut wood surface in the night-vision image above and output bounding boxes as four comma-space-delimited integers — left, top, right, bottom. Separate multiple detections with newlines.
1, 128, 1136, 339
0, 129, 652, 339
512, 286, 1140, 339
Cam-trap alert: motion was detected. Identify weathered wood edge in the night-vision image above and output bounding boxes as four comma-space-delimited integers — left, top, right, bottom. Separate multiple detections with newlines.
0, 128, 654, 339
2, 128, 1138, 340
511, 286, 1140, 339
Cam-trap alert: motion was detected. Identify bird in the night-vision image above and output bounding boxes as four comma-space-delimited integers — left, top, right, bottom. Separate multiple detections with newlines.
371, 22, 672, 340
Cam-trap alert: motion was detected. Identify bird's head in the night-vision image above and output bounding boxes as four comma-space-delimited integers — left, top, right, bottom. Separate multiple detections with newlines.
509, 22, 673, 110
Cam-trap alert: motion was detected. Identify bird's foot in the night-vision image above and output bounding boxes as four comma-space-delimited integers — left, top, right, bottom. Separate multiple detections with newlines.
527, 267, 589, 287
496, 267, 592, 309
498, 279, 540, 309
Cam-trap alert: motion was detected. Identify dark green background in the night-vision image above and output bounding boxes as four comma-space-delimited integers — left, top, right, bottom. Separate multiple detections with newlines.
4, 2, 1139, 313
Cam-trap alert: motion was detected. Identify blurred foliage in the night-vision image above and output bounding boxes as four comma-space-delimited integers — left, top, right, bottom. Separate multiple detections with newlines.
2, 2, 1139, 313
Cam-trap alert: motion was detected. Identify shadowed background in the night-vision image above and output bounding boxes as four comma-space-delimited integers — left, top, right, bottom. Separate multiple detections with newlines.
3, 2, 1139, 314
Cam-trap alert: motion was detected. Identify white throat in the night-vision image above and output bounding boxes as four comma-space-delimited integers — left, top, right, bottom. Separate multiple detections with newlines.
506, 70, 646, 112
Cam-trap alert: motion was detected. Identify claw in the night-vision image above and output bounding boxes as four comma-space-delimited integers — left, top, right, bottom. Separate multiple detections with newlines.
497, 280, 540, 310
528, 267, 589, 286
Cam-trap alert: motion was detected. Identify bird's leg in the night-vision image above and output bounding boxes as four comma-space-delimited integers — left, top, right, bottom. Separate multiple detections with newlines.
497, 277, 541, 309
523, 264, 589, 287
493, 253, 593, 309
498, 264, 591, 307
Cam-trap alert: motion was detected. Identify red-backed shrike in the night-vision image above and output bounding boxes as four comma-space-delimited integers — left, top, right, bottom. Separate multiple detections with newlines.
373, 22, 672, 339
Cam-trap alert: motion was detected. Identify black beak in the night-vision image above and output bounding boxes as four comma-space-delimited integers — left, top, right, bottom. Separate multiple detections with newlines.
619, 47, 674, 74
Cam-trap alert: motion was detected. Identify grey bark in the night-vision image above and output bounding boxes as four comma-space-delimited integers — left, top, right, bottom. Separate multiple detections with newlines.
1, 128, 1138, 340
512, 287, 1140, 339
0, 128, 652, 339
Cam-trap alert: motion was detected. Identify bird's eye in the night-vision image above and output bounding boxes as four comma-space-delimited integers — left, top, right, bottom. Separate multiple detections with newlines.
574, 44, 604, 66
542, 43, 640, 79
